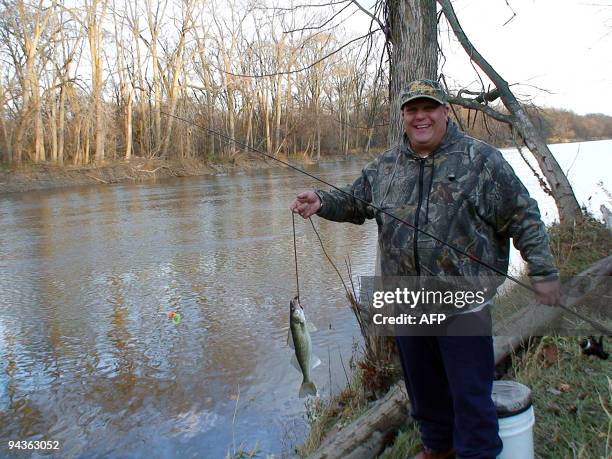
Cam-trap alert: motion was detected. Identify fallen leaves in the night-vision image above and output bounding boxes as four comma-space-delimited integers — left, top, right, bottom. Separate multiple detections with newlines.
545, 402, 562, 414
557, 383, 572, 393
538, 343, 559, 368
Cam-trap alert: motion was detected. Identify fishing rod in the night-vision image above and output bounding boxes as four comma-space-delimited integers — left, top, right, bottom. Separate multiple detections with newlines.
162, 111, 611, 335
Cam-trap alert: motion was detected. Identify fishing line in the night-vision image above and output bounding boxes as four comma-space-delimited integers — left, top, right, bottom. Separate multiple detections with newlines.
162, 111, 611, 335
292, 211, 301, 302
307, 217, 350, 297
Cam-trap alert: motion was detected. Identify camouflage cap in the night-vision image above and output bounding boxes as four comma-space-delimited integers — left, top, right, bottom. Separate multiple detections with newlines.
400, 79, 448, 108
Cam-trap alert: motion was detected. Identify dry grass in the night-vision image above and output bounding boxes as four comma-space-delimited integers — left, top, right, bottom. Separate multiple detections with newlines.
548, 214, 612, 279
508, 336, 611, 458
296, 368, 372, 457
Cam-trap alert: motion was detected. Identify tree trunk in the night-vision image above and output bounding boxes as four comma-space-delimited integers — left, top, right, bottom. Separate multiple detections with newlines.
129, 0, 147, 157
0, 113, 10, 163
14, 113, 27, 163
160, 4, 193, 159
33, 93, 45, 162
245, 101, 253, 149
261, 86, 272, 155
124, 85, 133, 160
388, 0, 438, 146
273, 73, 283, 154
87, 0, 107, 163
58, 85, 65, 165
49, 95, 58, 162
145, 0, 165, 155
315, 81, 321, 161
84, 116, 90, 164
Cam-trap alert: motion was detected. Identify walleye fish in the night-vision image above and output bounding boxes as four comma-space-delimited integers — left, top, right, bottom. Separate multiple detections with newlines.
288, 296, 320, 397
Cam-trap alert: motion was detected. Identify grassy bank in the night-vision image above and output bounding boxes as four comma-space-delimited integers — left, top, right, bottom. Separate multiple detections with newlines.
298, 217, 612, 458
376, 336, 611, 459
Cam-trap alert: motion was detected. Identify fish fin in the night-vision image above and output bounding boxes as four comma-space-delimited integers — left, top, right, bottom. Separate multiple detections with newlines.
299, 381, 318, 398
290, 353, 301, 372
311, 355, 321, 369
287, 330, 295, 349
306, 321, 317, 333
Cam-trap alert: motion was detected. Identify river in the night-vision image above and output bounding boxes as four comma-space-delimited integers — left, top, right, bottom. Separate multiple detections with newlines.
0, 140, 610, 458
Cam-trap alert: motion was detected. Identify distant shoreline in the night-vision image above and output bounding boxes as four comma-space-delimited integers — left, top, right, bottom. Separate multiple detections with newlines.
0, 151, 376, 195
1, 137, 609, 196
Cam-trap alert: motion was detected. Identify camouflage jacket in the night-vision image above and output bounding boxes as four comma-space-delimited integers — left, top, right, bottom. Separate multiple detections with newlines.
316, 121, 558, 285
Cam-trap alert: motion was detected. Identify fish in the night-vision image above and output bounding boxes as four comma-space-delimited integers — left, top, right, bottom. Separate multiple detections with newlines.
288, 296, 320, 397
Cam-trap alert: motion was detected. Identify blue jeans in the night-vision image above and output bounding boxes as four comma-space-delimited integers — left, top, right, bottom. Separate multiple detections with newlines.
395, 311, 503, 458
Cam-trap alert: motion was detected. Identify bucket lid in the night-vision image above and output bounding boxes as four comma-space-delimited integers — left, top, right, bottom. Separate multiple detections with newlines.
492, 380, 532, 418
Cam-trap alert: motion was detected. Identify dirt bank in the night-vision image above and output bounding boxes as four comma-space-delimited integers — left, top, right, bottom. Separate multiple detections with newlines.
0, 153, 371, 195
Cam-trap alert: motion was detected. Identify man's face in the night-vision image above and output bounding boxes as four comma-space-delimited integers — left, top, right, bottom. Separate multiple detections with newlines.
402, 98, 449, 156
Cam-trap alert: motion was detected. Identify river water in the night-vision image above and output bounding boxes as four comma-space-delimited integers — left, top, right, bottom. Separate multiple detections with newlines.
0, 140, 610, 458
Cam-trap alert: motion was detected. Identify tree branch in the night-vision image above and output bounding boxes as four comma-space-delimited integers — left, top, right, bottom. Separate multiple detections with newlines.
258, 0, 350, 12
283, 1, 352, 33
501, 0, 517, 26
457, 87, 500, 103
208, 31, 377, 78
349, 0, 385, 32
447, 95, 514, 124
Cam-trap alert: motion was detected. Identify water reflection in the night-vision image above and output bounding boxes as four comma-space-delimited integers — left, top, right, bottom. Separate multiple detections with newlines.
0, 160, 378, 458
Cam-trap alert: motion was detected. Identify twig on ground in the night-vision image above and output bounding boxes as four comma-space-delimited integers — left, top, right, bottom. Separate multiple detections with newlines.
85, 173, 108, 184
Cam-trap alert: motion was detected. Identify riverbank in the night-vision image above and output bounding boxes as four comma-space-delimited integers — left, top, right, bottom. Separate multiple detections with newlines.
0, 152, 377, 195
3, 136, 609, 196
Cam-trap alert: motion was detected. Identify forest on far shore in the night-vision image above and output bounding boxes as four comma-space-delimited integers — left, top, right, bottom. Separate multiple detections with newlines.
454, 106, 612, 149
1, 0, 611, 168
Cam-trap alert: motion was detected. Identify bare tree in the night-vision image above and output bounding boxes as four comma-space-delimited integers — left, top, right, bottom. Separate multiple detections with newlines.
143, 0, 168, 155
112, 0, 134, 160
159, 0, 196, 158
85, 0, 108, 163
3, 0, 57, 162
48, 8, 82, 164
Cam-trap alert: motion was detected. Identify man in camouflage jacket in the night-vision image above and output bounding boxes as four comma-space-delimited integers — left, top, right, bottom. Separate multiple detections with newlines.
291, 80, 560, 459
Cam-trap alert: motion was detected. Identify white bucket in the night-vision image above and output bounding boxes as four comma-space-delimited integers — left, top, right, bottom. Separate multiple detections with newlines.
492, 381, 535, 459
496, 404, 535, 459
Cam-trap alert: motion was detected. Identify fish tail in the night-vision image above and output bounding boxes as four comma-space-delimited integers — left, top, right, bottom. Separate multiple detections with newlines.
299, 381, 317, 398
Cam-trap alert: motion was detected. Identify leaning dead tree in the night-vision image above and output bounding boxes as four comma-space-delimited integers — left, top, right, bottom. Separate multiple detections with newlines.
437, 0, 583, 225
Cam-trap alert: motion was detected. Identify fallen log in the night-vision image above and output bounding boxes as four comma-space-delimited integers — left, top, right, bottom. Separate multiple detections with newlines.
493, 255, 612, 364
308, 383, 409, 459
308, 256, 611, 459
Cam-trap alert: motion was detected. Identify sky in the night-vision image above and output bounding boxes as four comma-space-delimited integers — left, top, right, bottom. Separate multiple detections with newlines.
350, 0, 612, 116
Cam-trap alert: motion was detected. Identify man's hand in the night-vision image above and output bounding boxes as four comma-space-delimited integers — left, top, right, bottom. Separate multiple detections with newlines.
532, 279, 561, 306
290, 191, 322, 219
